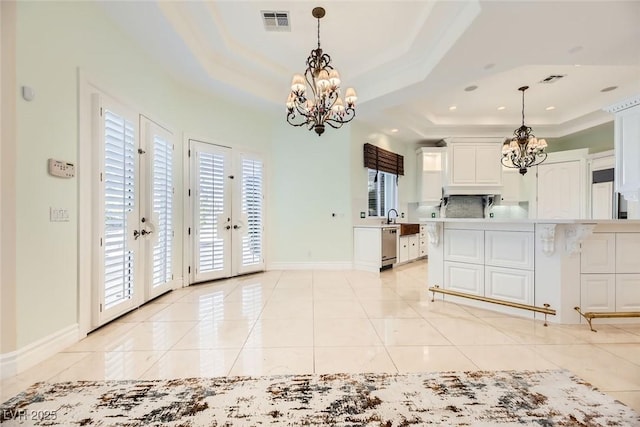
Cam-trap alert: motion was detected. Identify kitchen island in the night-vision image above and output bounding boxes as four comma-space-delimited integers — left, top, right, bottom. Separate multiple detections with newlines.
424, 218, 640, 325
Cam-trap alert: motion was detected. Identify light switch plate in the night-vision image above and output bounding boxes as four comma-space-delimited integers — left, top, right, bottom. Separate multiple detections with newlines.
48, 158, 75, 178
50, 207, 70, 222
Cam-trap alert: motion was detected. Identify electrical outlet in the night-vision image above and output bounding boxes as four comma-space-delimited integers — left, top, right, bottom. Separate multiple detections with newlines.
50, 207, 70, 222
360, 211, 365, 218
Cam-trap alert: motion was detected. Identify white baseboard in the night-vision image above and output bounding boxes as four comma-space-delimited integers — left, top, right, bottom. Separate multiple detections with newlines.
267, 262, 353, 271
0, 323, 79, 380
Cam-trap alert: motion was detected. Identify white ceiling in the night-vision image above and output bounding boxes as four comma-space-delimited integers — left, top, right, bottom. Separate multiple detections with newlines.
100, 0, 640, 143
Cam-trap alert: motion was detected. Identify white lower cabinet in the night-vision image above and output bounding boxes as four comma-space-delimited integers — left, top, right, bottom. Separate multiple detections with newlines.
399, 234, 421, 264
444, 261, 484, 296
444, 229, 484, 264
581, 274, 616, 312
484, 266, 533, 305
616, 274, 640, 311
579, 232, 640, 314
408, 234, 419, 260
399, 236, 409, 264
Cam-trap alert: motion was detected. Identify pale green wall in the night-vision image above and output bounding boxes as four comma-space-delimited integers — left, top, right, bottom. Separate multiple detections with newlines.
14, 1, 274, 347
547, 121, 614, 154
268, 121, 353, 265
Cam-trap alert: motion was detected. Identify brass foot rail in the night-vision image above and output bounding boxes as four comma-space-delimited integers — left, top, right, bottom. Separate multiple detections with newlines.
429, 285, 556, 326
574, 306, 640, 332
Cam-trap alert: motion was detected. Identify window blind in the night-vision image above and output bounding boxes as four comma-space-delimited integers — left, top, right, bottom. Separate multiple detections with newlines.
103, 109, 136, 309
241, 158, 263, 267
152, 134, 173, 288
363, 143, 404, 176
197, 152, 226, 272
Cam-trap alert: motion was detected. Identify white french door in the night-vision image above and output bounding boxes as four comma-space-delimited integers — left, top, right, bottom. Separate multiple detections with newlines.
93, 94, 175, 327
190, 140, 264, 283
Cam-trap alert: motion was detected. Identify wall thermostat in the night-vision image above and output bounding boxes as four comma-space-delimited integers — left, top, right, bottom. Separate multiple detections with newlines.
48, 158, 75, 178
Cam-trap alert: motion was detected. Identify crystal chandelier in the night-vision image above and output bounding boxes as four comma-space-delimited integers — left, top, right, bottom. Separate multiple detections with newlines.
286, 7, 357, 136
501, 86, 548, 175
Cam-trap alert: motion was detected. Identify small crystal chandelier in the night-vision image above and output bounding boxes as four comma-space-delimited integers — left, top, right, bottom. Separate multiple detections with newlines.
501, 86, 548, 175
286, 7, 357, 136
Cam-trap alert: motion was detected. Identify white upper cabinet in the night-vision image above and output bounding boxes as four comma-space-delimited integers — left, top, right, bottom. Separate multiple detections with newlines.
500, 168, 523, 204
445, 140, 502, 195
605, 98, 640, 205
416, 147, 445, 205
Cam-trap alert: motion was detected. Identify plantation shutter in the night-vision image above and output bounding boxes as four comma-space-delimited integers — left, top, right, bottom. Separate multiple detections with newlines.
241, 158, 263, 266
197, 151, 226, 272
103, 109, 136, 309
152, 134, 173, 287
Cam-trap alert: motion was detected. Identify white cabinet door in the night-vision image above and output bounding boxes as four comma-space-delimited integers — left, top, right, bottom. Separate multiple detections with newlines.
399, 235, 409, 263
450, 144, 477, 185
444, 229, 484, 263
408, 234, 419, 260
591, 182, 613, 219
537, 161, 582, 219
581, 274, 616, 312
485, 231, 534, 270
485, 266, 534, 305
613, 104, 640, 202
475, 144, 502, 185
616, 274, 640, 311
501, 168, 522, 204
417, 148, 445, 205
581, 233, 615, 274
445, 261, 484, 296
616, 233, 640, 273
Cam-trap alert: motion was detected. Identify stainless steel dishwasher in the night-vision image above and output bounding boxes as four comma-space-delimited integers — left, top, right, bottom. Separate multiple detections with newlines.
381, 227, 398, 269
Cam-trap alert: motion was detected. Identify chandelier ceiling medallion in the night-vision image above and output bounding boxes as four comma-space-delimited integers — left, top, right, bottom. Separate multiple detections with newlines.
286, 7, 357, 136
501, 86, 548, 175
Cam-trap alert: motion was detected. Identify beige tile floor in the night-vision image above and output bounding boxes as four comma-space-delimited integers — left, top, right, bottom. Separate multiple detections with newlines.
2, 261, 640, 413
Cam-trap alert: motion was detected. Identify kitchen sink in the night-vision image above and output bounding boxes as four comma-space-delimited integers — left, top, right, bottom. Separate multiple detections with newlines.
400, 223, 420, 236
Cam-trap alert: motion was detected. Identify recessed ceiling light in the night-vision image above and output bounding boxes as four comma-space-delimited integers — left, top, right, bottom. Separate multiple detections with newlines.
545, 106, 556, 111
574, 64, 581, 67
390, 128, 399, 133
497, 106, 506, 111
464, 85, 478, 92
449, 106, 457, 111
601, 86, 618, 92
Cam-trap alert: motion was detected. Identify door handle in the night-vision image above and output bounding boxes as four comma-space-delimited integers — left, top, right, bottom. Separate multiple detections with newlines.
233, 225, 241, 230
133, 230, 140, 240
225, 225, 231, 230
141, 229, 153, 236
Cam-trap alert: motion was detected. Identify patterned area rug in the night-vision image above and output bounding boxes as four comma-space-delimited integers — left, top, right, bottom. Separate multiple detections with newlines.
1, 370, 637, 426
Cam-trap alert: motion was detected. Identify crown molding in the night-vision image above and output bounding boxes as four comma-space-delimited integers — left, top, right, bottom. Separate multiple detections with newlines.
603, 95, 640, 114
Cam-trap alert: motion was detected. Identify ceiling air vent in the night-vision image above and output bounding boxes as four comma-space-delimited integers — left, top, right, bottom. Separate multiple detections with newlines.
261, 11, 290, 32
539, 74, 567, 84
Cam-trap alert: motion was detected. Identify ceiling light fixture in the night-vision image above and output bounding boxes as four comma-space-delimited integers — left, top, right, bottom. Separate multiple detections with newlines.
501, 86, 547, 175
449, 106, 457, 111
286, 7, 356, 136
390, 128, 399, 133
497, 106, 506, 111
545, 106, 556, 111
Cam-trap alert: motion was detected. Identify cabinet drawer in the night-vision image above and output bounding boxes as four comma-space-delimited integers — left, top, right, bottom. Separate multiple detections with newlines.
444, 261, 483, 296
485, 231, 534, 270
444, 229, 484, 263
485, 266, 533, 305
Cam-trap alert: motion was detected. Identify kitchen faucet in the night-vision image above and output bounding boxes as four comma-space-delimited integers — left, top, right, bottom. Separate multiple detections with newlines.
386, 208, 399, 224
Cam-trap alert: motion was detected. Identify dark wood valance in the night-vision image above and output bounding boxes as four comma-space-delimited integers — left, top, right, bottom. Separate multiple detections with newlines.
363, 143, 404, 176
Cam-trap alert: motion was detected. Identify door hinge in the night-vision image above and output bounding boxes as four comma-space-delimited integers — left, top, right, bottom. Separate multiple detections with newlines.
99, 107, 103, 117
188, 149, 191, 157
188, 227, 191, 235
171, 274, 174, 280
99, 303, 103, 312
100, 172, 103, 182
138, 148, 146, 155
188, 189, 191, 197
100, 237, 103, 247
188, 266, 191, 274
